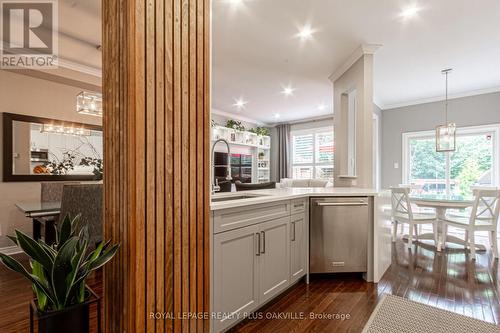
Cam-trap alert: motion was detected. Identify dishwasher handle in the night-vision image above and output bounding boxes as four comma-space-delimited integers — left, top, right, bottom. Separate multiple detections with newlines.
316, 202, 368, 207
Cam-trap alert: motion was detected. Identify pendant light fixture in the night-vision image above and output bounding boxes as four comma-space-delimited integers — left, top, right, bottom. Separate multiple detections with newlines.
435, 68, 456, 152
77, 91, 103, 117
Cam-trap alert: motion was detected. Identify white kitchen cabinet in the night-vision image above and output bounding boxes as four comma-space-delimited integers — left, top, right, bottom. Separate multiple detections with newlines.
290, 213, 307, 284
213, 224, 260, 332
258, 216, 290, 304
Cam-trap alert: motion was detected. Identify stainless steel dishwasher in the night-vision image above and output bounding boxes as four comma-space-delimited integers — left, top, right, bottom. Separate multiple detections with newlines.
310, 197, 371, 273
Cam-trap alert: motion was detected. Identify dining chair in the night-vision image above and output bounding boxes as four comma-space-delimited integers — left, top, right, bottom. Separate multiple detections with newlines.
442, 189, 500, 259
37, 182, 81, 244
390, 187, 438, 249
59, 184, 103, 249
41, 181, 81, 202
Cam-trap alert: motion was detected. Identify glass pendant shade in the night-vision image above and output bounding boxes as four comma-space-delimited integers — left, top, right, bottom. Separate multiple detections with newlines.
435, 123, 456, 152
435, 68, 456, 152
77, 92, 103, 117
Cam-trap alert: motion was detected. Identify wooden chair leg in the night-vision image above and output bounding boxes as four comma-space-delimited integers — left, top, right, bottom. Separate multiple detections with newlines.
442, 224, 448, 249
492, 231, 498, 258
433, 222, 439, 246
407, 223, 414, 249
470, 231, 476, 260
392, 220, 398, 242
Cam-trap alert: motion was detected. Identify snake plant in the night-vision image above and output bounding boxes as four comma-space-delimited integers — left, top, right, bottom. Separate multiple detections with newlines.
0, 214, 119, 312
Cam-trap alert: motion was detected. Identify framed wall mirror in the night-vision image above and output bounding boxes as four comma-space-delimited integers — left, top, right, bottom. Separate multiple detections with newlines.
2, 113, 103, 182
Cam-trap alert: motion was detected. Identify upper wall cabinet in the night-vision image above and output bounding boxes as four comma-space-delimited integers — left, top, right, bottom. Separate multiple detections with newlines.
2, 113, 103, 182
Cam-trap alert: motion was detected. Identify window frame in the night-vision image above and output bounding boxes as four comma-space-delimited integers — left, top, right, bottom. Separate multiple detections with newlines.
291, 126, 334, 180
402, 124, 500, 195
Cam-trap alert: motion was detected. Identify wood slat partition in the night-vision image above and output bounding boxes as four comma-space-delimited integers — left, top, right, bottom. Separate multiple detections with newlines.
102, 0, 210, 332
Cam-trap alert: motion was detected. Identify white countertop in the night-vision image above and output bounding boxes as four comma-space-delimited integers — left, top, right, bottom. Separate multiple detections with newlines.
211, 187, 379, 210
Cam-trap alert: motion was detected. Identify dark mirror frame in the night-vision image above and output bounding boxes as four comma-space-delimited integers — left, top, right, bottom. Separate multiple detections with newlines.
2, 112, 103, 182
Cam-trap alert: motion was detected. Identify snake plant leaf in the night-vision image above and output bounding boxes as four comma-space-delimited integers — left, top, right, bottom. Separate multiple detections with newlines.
15, 230, 53, 272
88, 244, 120, 271
64, 239, 88, 304
38, 241, 57, 260
31, 261, 48, 311
51, 237, 78, 309
84, 240, 104, 267
66, 272, 90, 304
0, 253, 56, 306
7, 235, 18, 246
70, 214, 83, 234
58, 214, 72, 248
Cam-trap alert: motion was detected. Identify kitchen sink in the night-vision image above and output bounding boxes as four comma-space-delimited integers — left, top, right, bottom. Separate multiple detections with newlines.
211, 194, 266, 202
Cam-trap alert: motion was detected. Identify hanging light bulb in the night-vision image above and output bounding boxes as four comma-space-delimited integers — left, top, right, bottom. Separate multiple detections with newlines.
435, 69, 456, 152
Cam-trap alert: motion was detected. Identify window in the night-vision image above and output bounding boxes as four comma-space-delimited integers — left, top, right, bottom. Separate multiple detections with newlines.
403, 125, 500, 196
292, 127, 334, 180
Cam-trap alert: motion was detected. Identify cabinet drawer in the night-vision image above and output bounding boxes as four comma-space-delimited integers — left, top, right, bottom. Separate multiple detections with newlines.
291, 199, 306, 214
213, 201, 290, 234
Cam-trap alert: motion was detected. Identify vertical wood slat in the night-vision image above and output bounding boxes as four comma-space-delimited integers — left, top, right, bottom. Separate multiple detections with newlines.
103, 0, 210, 332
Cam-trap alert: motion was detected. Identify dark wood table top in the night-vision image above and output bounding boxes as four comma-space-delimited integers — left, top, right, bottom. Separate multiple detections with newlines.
15, 201, 61, 217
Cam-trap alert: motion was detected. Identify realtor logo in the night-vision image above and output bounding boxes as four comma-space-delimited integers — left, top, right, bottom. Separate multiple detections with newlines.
1, 0, 58, 69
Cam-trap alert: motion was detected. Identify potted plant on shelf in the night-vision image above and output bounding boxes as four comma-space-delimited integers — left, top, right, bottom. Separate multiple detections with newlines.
225, 119, 245, 142
0, 214, 119, 333
249, 127, 270, 137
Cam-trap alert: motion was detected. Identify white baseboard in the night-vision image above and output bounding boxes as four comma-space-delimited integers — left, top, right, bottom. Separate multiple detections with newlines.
0, 245, 23, 255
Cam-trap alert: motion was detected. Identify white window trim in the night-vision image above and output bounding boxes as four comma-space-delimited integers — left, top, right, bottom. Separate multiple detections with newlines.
291, 126, 334, 179
402, 124, 500, 193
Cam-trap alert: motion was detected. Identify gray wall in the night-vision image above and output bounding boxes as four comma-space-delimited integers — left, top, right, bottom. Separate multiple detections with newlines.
381, 92, 500, 188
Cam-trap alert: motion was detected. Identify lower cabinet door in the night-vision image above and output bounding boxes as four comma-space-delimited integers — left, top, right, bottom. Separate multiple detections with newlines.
213, 224, 260, 332
258, 216, 291, 304
290, 213, 306, 283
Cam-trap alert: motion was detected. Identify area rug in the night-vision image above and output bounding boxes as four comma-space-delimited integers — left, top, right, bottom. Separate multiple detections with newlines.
362, 294, 499, 333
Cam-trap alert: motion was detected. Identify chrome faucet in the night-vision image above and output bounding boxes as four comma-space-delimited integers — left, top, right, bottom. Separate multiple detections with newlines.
211, 138, 232, 194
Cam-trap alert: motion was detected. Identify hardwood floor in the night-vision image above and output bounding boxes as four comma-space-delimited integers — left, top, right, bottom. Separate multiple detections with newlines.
0, 253, 102, 333
230, 239, 500, 332
1, 239, 499, 332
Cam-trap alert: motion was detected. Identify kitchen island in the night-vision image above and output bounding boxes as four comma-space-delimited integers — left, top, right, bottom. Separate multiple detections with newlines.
210, 187, 392, 332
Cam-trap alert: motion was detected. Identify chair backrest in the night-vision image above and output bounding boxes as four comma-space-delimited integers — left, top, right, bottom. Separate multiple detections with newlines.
470, 189, 500, 227
59, 184, 103, 247
390, 187, 413, 220
41, 182, 80, 202
235, 181, 276, 191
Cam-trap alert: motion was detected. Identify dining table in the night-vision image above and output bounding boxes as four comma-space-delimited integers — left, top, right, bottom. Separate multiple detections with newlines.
15, 201, 61, 244
409, 194, 479, 252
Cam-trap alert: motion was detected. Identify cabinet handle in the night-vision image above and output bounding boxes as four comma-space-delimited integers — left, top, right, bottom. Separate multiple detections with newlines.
255, 233, 261, 256
294, 203, 304, 209
316, 202, 367, 206
261, 231, 265, 254
291, 222, 296, 241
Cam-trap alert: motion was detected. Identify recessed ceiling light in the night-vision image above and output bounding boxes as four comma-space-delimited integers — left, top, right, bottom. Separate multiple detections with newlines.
317, 104, 326, 111
273, 113, 281, 119
281, 86, 295, 96
400, 4, 420, 19
297, 25, 314, 41
233, 98, 248, 110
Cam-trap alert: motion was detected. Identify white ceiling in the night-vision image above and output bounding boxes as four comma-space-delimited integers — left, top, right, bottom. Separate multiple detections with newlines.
57, 0, 102, 69
212, 0, 500, 123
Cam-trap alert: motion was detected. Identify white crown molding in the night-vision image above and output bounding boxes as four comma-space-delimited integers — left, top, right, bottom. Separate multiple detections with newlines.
211, 108, 269, 126
279, 114, 334, 126
329, 44, 382, 83
380, 86, 500, 110
1, 39, 102, 77
56, 58, 102, 78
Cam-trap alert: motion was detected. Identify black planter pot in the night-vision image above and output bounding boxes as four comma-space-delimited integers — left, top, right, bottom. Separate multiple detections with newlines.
30, 287, 101, 333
